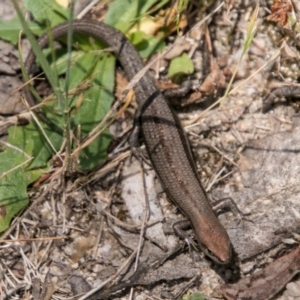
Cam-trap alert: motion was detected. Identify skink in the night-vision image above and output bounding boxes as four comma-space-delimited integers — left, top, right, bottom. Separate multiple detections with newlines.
24, 19, 232, 264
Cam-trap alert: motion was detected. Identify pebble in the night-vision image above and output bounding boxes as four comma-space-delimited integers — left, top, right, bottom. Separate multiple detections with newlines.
285, 281, 300, 297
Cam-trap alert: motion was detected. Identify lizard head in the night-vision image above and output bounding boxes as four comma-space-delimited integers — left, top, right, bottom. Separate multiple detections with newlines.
194, 221, 232, 264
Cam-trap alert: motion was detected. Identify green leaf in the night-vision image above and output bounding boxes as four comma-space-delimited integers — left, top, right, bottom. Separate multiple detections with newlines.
180, 292, 206, 300
168, 53, 194, 79
47, 50, 85, 76
130, 31, 165, 58
0, 18, 44, 44
190, 293, 206, 300
105, 0, 163, 31
0, 147, 43, 233
104, 0, 140, 30
8, 123, 62, 170
24, 0, 68, 24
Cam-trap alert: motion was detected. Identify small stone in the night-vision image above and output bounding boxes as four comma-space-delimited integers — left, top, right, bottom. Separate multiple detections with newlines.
285, 281, 300, 297
241, 261, 256, 274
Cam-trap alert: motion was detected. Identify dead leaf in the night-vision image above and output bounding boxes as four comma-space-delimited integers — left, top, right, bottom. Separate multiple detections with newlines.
221, 247, 300, 300
267, 0, 292, 27
199, 62, 226, 95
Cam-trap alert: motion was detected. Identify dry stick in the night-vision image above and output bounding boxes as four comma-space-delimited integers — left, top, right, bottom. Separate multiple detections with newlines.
207, 166, 226, 192
36, 239, 54, 270
92, 215, 103, 259
26, 80, 91, 111
0, 236, 66, 243
20, 87, 60, 160
1, 278, 6, 299
76, 0, 101, 19
4, 269, 19, 289
8, 74, 39, 99
0, 140, 32, 158
3, 284, 27, 300
0, 157, 33, 180
103, 210, 164, 233
19, 65, 91, 113
213, 170, 234, 185
140, 292, 158, 300
204, 23, 214, 68
61, 178, 67, 234
87, 150, 131, 183
175, 275, 200, 299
